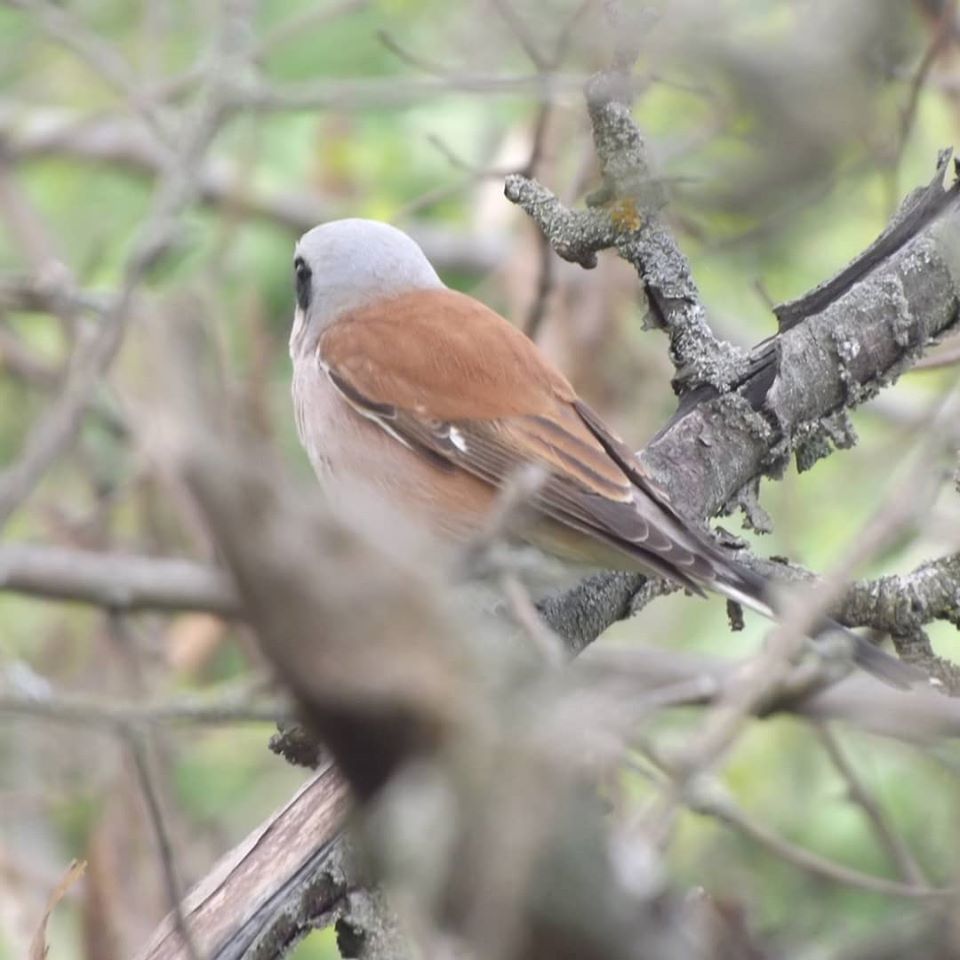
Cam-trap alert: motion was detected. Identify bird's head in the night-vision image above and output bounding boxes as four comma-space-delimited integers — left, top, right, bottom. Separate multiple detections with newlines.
290, 218, 443, 358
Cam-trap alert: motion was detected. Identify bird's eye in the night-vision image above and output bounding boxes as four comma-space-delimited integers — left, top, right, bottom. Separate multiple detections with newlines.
294, 256, 312, 311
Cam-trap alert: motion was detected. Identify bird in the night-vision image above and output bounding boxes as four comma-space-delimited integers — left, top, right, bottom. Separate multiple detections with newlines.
289, 218, 919, 689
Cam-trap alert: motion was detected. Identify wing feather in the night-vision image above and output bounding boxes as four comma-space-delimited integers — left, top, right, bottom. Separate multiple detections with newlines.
319, 289, 725, 591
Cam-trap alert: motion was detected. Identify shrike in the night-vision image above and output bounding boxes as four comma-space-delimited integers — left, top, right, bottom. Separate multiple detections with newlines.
290, 218, 918, 688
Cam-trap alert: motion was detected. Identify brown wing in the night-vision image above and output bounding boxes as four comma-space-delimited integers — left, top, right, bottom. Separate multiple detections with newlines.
319, 288, 723, 591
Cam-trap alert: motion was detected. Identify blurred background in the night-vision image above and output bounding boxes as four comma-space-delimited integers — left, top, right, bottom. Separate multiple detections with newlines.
2, 0, 960, 957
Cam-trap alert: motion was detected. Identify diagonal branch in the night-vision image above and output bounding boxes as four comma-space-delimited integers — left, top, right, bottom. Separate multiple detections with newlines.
512, 82, 960, 658
0, 9, 253, 531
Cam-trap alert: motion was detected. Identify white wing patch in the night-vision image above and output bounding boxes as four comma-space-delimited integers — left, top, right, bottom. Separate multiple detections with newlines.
318, 356, 470, 464
448, 425, 468, 453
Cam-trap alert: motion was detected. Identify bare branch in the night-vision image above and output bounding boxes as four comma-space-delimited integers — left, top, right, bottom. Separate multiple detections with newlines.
577, 646, 960, 741
258, 0, 370, 57
126, 728, 202, 960
135, 764, 352, 960
0, 6, 252, 530
0, 543, 239, 615
0, 687, 286, 729
232, 72, 592, 113
6, 0, 174, 142
816, 725, 929, 886
0, 110, 505, 274
690, 782, 950, 900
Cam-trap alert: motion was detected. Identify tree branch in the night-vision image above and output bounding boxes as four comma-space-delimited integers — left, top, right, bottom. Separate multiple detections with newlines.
0, 4, 256, 531
0, 543, 239, 615
134, 763, 353, 960
513, 86, 960, 654
841, 552, 960, 634
0, 110, 504, 274
135, 639, 960, 960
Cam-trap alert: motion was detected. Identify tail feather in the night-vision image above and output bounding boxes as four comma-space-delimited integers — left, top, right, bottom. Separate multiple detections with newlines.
840, 625, 924, 689
709, 568, 922, 690
570, 399, 923, 688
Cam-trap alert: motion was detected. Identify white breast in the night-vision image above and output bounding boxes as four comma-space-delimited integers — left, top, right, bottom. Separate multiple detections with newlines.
291, 355, 455, 539
291, 357, 382, 485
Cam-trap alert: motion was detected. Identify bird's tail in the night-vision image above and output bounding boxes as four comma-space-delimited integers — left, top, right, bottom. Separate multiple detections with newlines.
708, 564, 922, 690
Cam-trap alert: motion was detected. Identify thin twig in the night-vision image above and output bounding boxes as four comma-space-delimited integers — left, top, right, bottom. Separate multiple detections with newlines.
896, 0, 956, 163
7, 0, 174, 144
816, 724, 929, 886
694, 787, 952, 900
500, 0, 595, 339
459, 463, 548, 576
0, 690, 288, 730
2, 0, 261, 532
883, 1, 956, 213
523, 228, 555, 338
258, 0, 368, 57
377, 29, 455, 77
424, 131, 534, 182
489, 0, 548, 70
393, 175, 476, 219
500, 573, 565, 667
631, 746, 949, 900
236, 72, 594, 113
911, 338, 960, 371
0, 331, 128, 435
126, 728, 203, 960
0, 110, 505, 273
0, 6, 249, 531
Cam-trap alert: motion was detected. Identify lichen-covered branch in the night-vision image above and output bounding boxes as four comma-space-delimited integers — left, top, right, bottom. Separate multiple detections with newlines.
502, 176, 614, 267
512, 80, 960, 660
842, 553, 960, 635
507, 76, 751, 395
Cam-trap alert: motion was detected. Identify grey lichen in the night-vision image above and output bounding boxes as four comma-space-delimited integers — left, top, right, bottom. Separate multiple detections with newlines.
724, 478, 774, 534
670, 334, 752, 395
882, 273, 915, 348
792, 412, 858, 474
336, 887, 408, 960
538, 571, 644, 656
585, 89, 664, 210
506, 77, 749, 397
712, 391, 775, 443
831, 324, 871, 405
503, 175, 614, 269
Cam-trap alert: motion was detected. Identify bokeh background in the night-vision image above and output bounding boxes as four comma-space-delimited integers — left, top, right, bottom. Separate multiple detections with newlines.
2, 1, 960, 958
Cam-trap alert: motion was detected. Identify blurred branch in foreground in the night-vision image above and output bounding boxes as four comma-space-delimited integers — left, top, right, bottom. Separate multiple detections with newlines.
148, 388, 960, 960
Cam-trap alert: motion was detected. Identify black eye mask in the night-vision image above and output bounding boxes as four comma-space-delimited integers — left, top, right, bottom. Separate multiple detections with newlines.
294, 256, 312, 311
